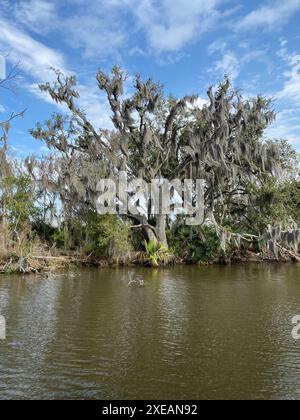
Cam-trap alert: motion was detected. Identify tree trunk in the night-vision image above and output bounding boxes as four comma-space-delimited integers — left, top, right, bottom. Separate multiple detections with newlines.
1, 204, 8, 251
155, 214, 168, 247
144, 225, 157, 243
133, 215, 157, 243
132, 214, 168, 247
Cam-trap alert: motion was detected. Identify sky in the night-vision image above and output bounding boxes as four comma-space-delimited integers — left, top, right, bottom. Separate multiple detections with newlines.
0, 0, 300, 157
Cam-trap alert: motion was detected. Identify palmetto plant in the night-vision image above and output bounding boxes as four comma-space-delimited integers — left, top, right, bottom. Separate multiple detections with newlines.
144, 239, 169, 267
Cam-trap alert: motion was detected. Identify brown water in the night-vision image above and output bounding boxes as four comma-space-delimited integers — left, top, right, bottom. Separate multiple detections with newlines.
0, 264, 300, 400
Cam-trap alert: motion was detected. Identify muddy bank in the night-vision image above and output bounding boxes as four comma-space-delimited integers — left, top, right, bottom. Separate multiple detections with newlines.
1, 247, 299, 275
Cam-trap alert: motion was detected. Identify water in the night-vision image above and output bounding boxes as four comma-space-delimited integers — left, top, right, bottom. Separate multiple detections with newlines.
0, 264, 300, 400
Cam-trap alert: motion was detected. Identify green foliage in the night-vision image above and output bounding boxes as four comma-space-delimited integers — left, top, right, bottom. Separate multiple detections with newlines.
130, 227, 145, 251
283, 180, 300, 222
169, 225, 221, 263
241, 177, 300, 235
2, 266, 14, 275
90, 214, 132, 258
2, 68, 300, 270
33, 221, 59, 243
266, 139, 299, 172
49, 214, 133, 258
51, 227, 70, 250
1, 175, 38, 229
144, 239, 169, 267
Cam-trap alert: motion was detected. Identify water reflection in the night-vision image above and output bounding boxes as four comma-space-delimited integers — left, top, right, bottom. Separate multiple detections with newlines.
0, 264, 300, 400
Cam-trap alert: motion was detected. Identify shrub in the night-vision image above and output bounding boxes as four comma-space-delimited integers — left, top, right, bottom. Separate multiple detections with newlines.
144, 239, 169, 267
168, 224, 221, 263
86, 214, 132, 258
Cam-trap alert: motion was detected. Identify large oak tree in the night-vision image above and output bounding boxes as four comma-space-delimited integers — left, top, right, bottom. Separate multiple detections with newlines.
31, 68, 283, 247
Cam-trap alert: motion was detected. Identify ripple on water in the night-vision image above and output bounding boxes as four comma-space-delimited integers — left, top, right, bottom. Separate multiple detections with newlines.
0, 264, 300, 400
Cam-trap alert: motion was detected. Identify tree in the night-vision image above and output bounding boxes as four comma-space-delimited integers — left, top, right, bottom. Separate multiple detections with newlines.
0, 67, 26, 247
31, 68, 289, 249
1, 62, 26, 179
1, 175, 37, 230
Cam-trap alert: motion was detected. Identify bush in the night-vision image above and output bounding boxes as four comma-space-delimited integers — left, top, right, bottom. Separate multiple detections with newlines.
1, 175, 38, 229
168, 224, 221, 263
241, 178, 300, 235
144, 239, 169, 267
47, 213, 133, 258
84, 214, 132, 258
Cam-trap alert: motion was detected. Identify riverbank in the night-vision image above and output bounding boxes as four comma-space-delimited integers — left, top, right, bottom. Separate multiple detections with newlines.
1, 246, 299, 275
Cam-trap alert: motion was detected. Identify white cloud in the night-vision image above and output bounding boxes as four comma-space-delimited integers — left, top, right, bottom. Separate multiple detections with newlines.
280, 38, 288, 47
1, 0, 225, 58
186, 97, 208, 110
134, 0, 221, 52
63, 15, 126, 59
278, 54, 300, 103
0, 0, 224, 124
210, 48, 267, 80
267, 45, 300, 152
13, 0, 57, 34
76, 83, 113, 129
2, 0, 128, 59
267, 109, 300, 150
0, 15, 112, 128
0, 0, 299, 154
208, 40, 227, 55
215, 52, 240, 79
30, 81, 114, 129
0, 17, 67, 80
274, 65, 300, 152
237, 0, 300, 30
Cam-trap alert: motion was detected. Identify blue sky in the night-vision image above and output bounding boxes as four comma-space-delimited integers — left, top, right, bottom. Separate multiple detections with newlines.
0, 0, 300, 156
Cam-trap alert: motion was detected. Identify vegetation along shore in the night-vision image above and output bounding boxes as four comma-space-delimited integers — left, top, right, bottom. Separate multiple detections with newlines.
1, 67, 299, 274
